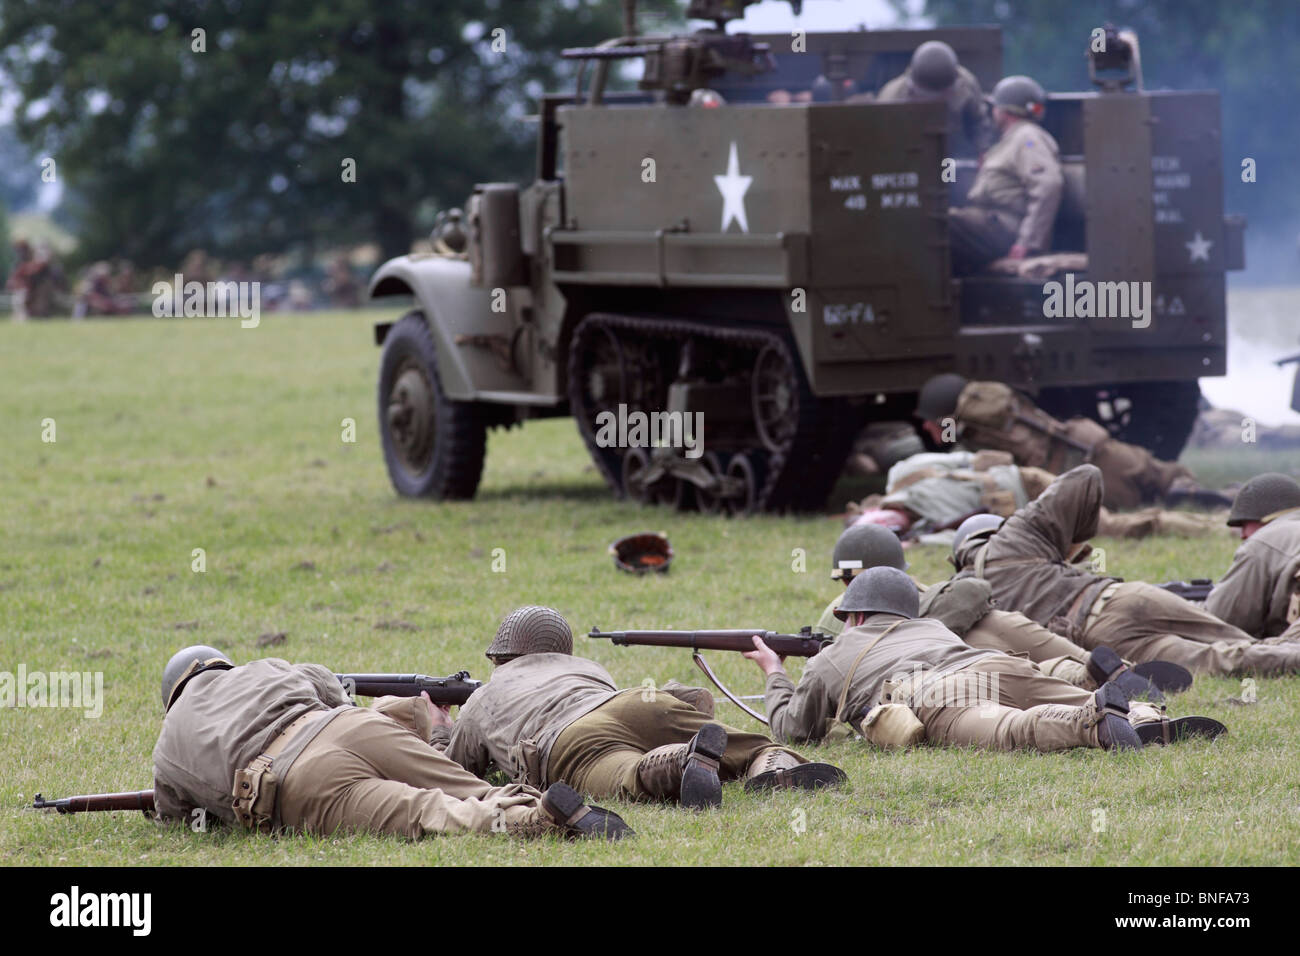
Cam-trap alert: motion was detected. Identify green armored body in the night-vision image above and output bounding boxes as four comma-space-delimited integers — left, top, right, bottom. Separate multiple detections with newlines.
368, 3, 1244, 512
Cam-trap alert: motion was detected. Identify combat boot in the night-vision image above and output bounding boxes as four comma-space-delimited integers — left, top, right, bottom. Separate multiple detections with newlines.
1087, 645, 1164, 703
538, 782, 634, 840
743, 748, 848, 793
635, 723, 728, 809
1090, 682, 1141, 752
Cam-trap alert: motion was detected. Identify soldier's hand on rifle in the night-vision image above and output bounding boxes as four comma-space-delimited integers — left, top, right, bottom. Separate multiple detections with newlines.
421, 691, 454, 728
1007, 243, 1029, 259
743, 635, 786, 676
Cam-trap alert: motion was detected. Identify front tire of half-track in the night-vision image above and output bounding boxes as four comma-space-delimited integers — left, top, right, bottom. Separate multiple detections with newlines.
377, 312, 486, 500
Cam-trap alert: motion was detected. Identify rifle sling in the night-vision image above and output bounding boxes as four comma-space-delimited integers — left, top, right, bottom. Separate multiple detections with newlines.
834, 620, 906, 724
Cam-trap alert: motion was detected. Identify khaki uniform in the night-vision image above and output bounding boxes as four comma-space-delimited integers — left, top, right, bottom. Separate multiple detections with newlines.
765, 615, 1144, 752
816, 581, 1091, 687
1206, 509, 1300, 638
955, 465, 1300, 676
877, 64, 993, 156
873, 448, 1223, 536
949, 119, 1063, 272
952, 381, 1194, 510
153, 659, 552, 837
443, 653, 793, 800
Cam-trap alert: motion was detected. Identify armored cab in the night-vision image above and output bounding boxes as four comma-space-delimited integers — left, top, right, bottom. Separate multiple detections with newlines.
369, 1, 1243, 512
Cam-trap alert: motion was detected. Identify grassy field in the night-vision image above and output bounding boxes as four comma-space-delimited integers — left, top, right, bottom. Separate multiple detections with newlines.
3, 308, 1299, 866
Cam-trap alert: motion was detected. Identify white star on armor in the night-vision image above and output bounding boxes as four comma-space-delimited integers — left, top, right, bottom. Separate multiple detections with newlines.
714, 142, 752, 234
1185, 231, 1213, 263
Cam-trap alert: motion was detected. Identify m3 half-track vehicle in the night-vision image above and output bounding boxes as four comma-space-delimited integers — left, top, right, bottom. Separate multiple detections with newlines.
368, 0, 1244, 513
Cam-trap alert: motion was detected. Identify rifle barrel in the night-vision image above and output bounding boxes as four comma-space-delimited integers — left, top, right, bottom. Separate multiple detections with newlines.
588, 628, 824, 657
338, 673, 481, 704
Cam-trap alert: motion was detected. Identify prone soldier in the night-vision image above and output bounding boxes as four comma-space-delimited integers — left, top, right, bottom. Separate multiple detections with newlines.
814, 523, 1182, 700
950, 465, 1300, 676
1206, 473, 1300, 640
746, 567, 1224, 752
440, 606, 847, 809
152, 646, 631, 841
914, 373, 1217, 511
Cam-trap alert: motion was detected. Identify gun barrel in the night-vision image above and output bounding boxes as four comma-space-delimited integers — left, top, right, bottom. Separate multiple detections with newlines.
339, 673, 481, 705
588, 628, 824, 657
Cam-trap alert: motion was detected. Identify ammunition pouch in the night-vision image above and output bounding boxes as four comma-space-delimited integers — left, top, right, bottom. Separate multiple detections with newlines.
509, 738, 545, 788
858, 703, 926, 749
956, 382, 1100, 474
231, 757, 279, 833
229, 710, 317, 833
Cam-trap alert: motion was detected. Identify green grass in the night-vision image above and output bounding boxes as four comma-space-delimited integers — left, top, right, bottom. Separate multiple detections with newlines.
3, 309, 1299, 866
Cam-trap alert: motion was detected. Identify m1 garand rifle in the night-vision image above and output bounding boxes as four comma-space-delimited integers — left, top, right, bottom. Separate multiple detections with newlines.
32, 670, 481, 815
1156, 579, 1214, 603
588, 627, 827, 724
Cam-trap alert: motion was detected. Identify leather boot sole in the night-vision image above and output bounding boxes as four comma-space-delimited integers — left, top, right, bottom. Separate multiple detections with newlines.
1132, 660, 1193, 693
1136, 715, 1227, 746
1088, 646, 1164, 703
541, 782, 635, 840
1095, 683, 1141, 752
743, 762, 848, 793
680, 723, 727, 810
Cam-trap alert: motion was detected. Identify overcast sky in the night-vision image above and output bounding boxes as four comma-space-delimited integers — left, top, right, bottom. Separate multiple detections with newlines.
727, 0, 921, 31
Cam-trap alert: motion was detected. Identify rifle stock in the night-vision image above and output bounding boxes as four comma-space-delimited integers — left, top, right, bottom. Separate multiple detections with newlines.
33, 790, 155, 814
588, 627, 826, 657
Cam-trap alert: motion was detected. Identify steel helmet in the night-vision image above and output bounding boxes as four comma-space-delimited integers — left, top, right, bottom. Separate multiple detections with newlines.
486, 606, 574, 663
834, 566, 920, 621
162, 645, 234, 712
1227, 473, 1300, 527
911, 41, 959, 94
831, 522, 908, 580
991, 75, 1047, 121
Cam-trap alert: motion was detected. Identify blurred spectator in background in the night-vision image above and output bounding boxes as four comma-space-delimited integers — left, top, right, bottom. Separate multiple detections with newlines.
323, 255, 361, 308
7, 239, 66, 319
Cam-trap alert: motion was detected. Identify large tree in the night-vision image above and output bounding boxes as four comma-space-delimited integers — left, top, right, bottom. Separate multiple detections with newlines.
0, 0, 677, 266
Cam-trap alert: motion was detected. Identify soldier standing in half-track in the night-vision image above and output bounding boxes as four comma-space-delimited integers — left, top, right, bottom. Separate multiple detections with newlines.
813, 523, 1186, 701
877, 40, 994, 157
1206, 473, 1300, 641
152, 646, 632, 841
914, 373, 1221, 511
747, 567, 1224, 752
439, 606, 846, 809
948, 75, 1062, 273
951, 465, 1300, 677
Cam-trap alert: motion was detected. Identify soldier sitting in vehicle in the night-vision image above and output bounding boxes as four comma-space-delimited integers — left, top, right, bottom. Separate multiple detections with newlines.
877, 40, 993, 157
914, 373, 1224, 511
439, 606, 847, 809
948, 75, 1062, 274
746, 567, 1225, 752
1206, 473, 1300, 641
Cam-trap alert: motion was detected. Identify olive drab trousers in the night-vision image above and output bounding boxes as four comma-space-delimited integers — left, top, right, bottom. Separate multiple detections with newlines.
910, 656, 1161, 752
277, 696, 550, 837
547, 690, 799, 801
948, 207, 1019, 275
1078, 582, 1300, 676
962, 608, 1092, 687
